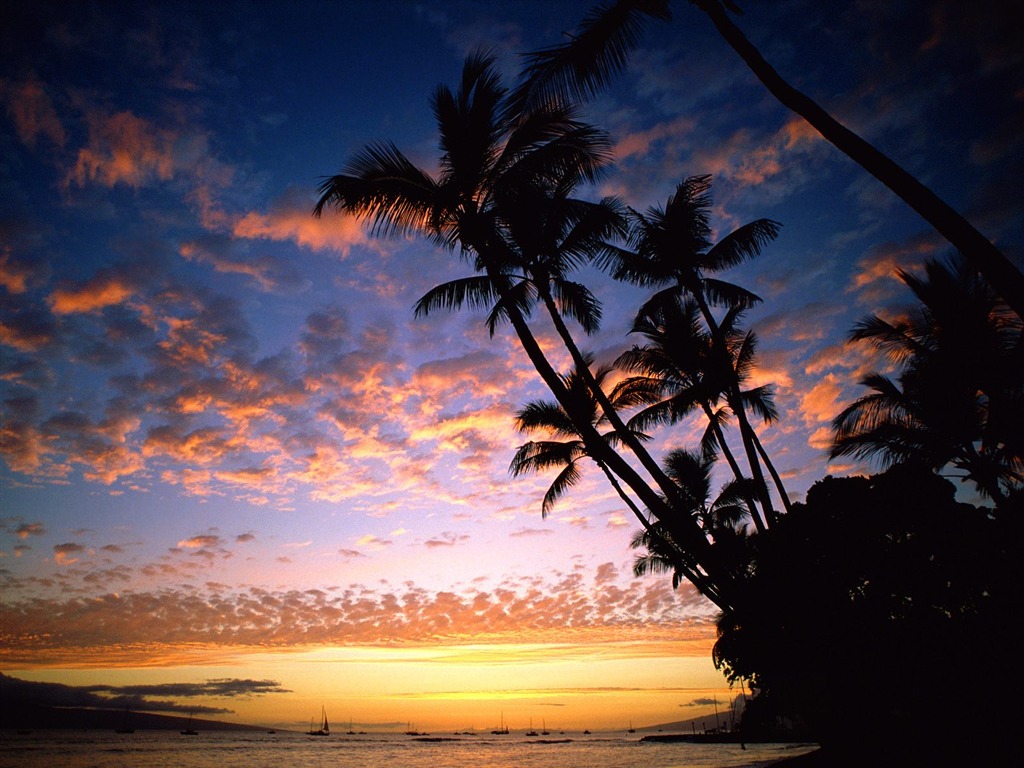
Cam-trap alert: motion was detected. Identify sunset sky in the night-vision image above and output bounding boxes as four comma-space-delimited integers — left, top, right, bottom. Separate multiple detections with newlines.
1, 0, 1021, 732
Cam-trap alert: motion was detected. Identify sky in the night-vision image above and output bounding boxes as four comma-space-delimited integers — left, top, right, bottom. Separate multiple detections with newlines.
1, 0, 1021, 732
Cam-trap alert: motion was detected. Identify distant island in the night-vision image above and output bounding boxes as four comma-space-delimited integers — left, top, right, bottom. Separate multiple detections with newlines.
0, 701, 269, 732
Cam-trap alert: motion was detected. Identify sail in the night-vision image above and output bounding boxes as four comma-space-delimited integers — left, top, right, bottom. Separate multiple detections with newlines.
322, 707, 330, 734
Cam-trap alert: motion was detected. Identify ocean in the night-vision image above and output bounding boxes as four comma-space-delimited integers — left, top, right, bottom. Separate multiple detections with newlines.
0, 730, 817, 768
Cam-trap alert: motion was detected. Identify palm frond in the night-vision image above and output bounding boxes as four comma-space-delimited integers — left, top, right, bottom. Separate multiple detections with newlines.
742, 384, 778, 424
701, 278, 762, 309
704, 218, 781, 270
513, 0, 671, 108
542, 461, 584, 517
314, 142, 439, 239
551, 278, 602, 334
413, 275, 506, 319
514, 401, 578, 436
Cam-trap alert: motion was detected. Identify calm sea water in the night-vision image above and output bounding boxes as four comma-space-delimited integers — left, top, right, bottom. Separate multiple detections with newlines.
0, 730, 817, 768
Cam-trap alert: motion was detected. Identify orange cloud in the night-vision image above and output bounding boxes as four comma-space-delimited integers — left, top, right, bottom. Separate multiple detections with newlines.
849, 234, 940, 298
53, 542, 85, 565
49, 274, 134, 315
0, 251, 35, 294
16, 522, 47, 538
614, 116, 695, 161
233, 203, 371, 256
798, 373, 846, 428
68, 109, 177, 188
177, 535, 222, 549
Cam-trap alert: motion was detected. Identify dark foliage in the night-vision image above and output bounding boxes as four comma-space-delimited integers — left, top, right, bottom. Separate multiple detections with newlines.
714, 465, 1020, 764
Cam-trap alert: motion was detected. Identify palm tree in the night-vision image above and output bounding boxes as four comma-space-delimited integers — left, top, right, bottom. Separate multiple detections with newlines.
631, 448, 753, 588
510, 353, 645, 522
514, 0, 1024, 319
830, 254, 1023, 504
614, 294, 788, 531
315, 52, 730, 605
600, 175, 786, 525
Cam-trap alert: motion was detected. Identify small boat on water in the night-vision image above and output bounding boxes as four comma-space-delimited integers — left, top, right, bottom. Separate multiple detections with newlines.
627, 720, 635, 733
525, 717, 538, 737
491, 712, 509, 735
541, 719, 549, 735
115, 708, 135, 734
307, 706, 330, 736
180, 713, 198, 735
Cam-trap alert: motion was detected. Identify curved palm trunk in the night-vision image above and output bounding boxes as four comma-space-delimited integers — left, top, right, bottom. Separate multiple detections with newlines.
597, 460, 653, 532
695, 0, 1024, 320
502, 296, 730, 608
750, 429, 793, 516
597, 460, 723, 602
538, 289, 693, 509
702, 403, 762, 522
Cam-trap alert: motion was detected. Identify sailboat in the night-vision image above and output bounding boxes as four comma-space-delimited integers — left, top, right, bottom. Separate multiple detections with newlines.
541, 718, 549, 735
491, 712, 509, 735
180, 712, 198, 735
115, 707, 134, 734
307, 706, 330, 736
628, 720, 635, 734
525, 717, 538, 737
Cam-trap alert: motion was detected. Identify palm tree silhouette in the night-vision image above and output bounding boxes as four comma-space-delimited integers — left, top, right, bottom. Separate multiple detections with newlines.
831, 254, 1023, 504
600, 175, 786, 527
511, 353, 646, 520
315, 52, 730, 606
514, 0, 1024, 319
631, 448, 752, 588
614, 294, 788, 529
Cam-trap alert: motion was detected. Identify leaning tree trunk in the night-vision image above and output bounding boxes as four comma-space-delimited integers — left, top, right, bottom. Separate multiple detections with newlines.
702, 403, 762, 522
695, 0, 1024, 320
538, 288, 704, 518
502, 293, 731, 608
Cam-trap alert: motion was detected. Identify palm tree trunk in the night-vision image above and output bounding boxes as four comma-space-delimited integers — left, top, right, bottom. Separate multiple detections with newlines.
596, 460, 721, 601
695, 0, 1024, 320
690, 289, 775, 531
502, 297, 731, 608
703, 403, 762, 522
750, 429, 793, 516
538, 289, 697, 512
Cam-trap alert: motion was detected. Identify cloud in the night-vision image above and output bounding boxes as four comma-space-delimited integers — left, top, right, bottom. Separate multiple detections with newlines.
68, 109, 177, 189
53, 542, 86, 565
16, 522, 46, 538
177, 534, 223, 549
0, 672, 288, 715
423, 532, 470, 549
232, 189, 374, 256
0, 76, 66, 148
0, 567, 716, 665
179, 236, 308, 293
0, 251, 37, 295
49, 272, 135, 315
0, 307, 59, 351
